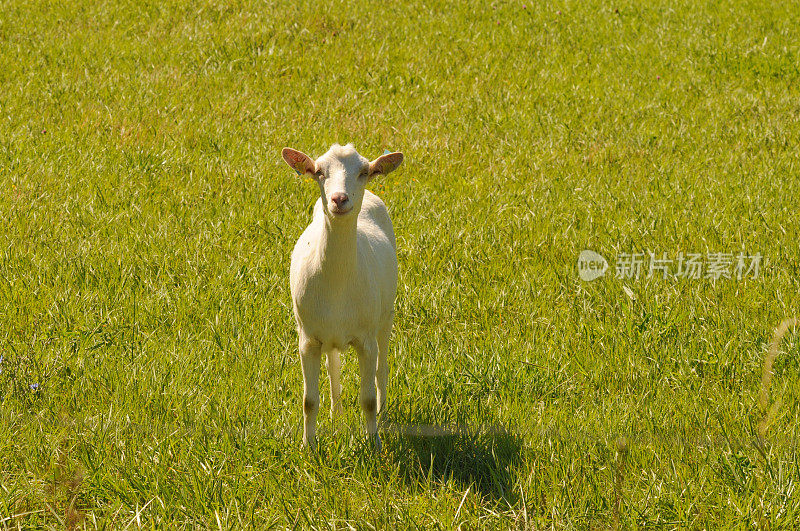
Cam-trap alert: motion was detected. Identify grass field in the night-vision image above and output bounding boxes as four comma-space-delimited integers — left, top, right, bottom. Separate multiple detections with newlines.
1, 0, 800, 527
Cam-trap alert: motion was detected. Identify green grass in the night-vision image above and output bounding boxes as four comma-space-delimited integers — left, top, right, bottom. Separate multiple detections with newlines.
1, 0, 800, 527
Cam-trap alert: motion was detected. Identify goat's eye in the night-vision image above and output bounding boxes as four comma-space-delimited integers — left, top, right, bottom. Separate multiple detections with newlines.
315, 170, 325, 179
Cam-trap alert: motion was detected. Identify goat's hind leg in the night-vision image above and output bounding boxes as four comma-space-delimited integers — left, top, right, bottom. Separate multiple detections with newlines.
376, 318, 392, 416
325, 347, 344, 418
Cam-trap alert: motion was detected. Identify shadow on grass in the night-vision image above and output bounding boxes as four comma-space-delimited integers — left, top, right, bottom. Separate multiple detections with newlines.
381, 416, 523, 501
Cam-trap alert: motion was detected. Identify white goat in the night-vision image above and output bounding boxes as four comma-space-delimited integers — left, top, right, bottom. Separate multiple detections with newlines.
281, 143, 403, 449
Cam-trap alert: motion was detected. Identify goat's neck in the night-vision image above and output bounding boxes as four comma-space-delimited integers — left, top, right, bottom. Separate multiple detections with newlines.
315, 214, 358, 283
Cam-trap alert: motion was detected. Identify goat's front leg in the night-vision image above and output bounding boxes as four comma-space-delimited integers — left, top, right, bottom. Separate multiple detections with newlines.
299, 337, 322, 448
354, 336, 381, 451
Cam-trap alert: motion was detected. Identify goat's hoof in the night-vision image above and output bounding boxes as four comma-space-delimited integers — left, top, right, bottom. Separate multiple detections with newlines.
373, 433, 382, 452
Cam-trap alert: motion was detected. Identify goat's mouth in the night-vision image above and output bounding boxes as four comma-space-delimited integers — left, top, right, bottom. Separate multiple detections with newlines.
329, 205, 353, 216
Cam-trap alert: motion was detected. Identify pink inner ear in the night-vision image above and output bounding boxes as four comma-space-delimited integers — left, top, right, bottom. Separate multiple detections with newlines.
286, 151, 308, 171
381, 154, 401, 172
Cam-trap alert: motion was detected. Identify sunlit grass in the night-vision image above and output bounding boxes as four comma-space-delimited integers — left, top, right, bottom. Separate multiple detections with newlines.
1, 0, 799, 527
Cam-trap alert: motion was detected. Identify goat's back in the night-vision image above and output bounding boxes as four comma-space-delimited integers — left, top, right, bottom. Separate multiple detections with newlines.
358, 191, 396, 250
356, 191, 397, 318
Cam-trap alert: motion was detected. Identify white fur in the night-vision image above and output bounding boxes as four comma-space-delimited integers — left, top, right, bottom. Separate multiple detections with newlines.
284, 144, 402, 449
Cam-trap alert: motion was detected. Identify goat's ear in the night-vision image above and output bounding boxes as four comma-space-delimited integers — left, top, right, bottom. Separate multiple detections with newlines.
369, 152, 403, 178
282, 148, 316, 177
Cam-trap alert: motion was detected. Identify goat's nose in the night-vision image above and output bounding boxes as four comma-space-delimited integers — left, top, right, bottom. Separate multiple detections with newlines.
331, 193, 349, 207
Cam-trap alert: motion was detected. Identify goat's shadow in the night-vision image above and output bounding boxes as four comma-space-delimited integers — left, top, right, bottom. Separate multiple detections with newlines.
379, 405, 523, 501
